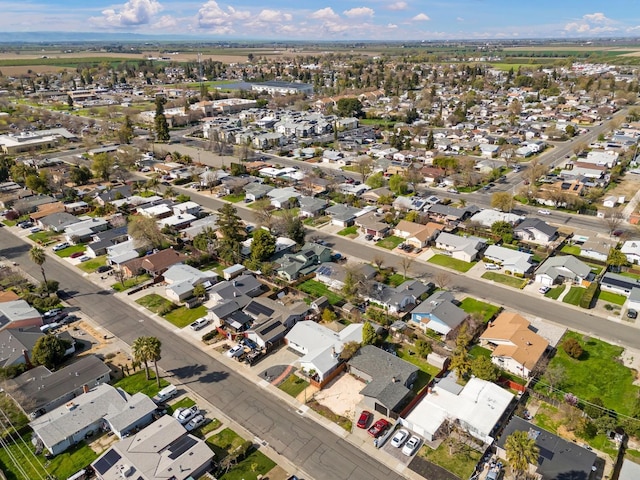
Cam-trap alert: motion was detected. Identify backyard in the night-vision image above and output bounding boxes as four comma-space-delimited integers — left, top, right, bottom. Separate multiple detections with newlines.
562, 287, 586, 306
535, 331, 640, 415
428, 254, 475, 273
481, 272, 527, 289
397, 343, 443, 377
376, 235, 404, 250
298, 279, 344, 305
459, 298, 501, 323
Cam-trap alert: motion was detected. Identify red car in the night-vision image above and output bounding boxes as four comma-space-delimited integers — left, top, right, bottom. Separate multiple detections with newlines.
367, 419, 390, 437
357, 410, 372, 429
70, 251, 85, 259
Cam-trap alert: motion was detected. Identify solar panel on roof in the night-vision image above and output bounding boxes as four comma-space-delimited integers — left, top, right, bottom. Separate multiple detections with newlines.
245, 301, 274, 317
167, 436, 198, 460
93, 449, 121, 475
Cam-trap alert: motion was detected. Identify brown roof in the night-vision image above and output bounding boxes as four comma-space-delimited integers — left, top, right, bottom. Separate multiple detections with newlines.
395, 220, 427, 236
480, 312, 548, 371
30, 202, 65, 220
0, 291, 20, 303
409, 222, 442, 242
140, 249, 186, 274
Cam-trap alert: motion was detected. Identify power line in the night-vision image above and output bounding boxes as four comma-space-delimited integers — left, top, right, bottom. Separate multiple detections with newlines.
0, 406, 48, 480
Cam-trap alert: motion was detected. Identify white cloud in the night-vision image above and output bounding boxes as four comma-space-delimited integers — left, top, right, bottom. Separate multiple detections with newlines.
387, 23, 398, 29
456, 17, 464, 22
256, 9, 291, 22
152, 15, 177, 29
197, 1, 250, 29
310, 7, 340, 21
412, 13, 430, 22
98, 0, 163, 27
343, 7, 374, 18
387, 1, 408, 10
564, 12, 618, 35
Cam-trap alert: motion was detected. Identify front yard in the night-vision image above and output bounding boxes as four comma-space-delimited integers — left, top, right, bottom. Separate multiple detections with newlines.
111, 274, 151, 292
376, 235, 404, 250
298, 279, 344, 305
337, 226, 358, 237
562, 286, 586, 306
55, 244, 86, 257
419, 436, 483, 480
165, 305, 207, 328
136, 293, 176, 315
597, 290, 627, 306
278, 374, 309, 397
112, 371, 169, 398
481, 272, 527, 289
459, 297, 501, 323
545, 284, 566, 300
206, 428, 276, 480
428, 254, 475, 273
222, 193, 246, 203
78, 255, 106, 273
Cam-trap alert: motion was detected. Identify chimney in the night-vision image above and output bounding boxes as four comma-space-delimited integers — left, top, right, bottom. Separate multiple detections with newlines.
82, 384, 89, 394
22, 349, 32, 368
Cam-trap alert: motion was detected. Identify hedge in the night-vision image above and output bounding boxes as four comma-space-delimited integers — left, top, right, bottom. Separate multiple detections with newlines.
580, 282, 600, 309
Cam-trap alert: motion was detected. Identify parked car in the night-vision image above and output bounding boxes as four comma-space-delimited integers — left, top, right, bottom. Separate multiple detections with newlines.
52, 242, 70, 252
612, 229, 625, 237
485, 263, 501, 270
240, 337, 259, 350
628, 309, 638, 319
30, 226, 42, 233
368, 418, 390, 437
402, 435, 421, 456
40, 322, 60, 333
185, 414, 207, 432
97, 265, 112, 273
190, 318, 210, 331
357, 411, 373, 429
59, 314, 79, 325
19, 222, 33, 229
43, 308, 61, 319
70, 251, 85, 259
538, 286, 551, 294
226, 344, 244, 358
174, 405, 199, 425
364, 234, 374, 241
78, 256, 90, 262
391, 429, 410, 448
537, 209, 551, 215
447, 188, 458, 194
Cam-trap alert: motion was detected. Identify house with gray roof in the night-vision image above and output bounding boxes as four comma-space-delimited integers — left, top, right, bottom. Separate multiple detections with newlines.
435, 232, 486, 262
514, 218, 558, 244
181, 214, 218, 240
315, 262, 377, 291
30, 383, 156, 455
348, 345, 418, 417
95, 185, 132, 206
64, 217, 109, 244
163, 264, 218, 302
0, 300, 42, 331
600, 272, 640, 298
484, 245, 534, 275
8, 354, 111, 416
244, 297, 309, 348
267, 186, 301, 209
276, 242, 332, 281
410, 290, 468, 338
326, 204, 361, 227
244, 182, 273, 201
85, 226, 130, 258
0, 327, 42, 368
535, 255, 594, 287
12, 195, 56, 215
91, 415, 214, 480
298, 196, 328, 218
365, 280, 433, 315
427, 203, 479, 222
38, 212, 81, 232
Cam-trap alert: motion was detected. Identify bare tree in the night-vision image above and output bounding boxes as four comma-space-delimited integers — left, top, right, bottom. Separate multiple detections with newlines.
354, 156, 374, 183
603, 209, 624, 235
435, 272, 452, 289
522, 157, 548, 185
400, 256, 415, 279
373, 255, 385, 271
253, 198, 275, 230
499, 144, 518, 168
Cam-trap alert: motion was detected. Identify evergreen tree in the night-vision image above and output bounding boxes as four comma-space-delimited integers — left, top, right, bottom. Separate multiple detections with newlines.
154, 96, 170, 142
217, 203, 244, 264
119, 115, 134, 144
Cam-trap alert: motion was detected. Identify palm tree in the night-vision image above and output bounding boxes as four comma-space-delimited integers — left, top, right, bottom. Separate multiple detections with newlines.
147, 337, 162, 388
145, 175, 160, 194
132, 336, 152, 380
505, 430, 539, 480
29, 246, 47, 287
163, 186, 176, 199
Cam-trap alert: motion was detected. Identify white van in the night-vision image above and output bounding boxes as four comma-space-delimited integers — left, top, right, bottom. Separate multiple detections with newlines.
152, 384, 178, 404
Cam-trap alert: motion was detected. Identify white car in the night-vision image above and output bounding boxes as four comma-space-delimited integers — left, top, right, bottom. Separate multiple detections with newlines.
484, 263, 501, 270
174, 405, 199, 425
226, 344, 244, 358
52, 242, 70, 252
447, 188, 459, 194
539, 286, 551, 294
185, 414, 206, 432
402, 435, 421, 456
537, 209, 551, 215
390, 429, 409, 448
190, 318, 210, 331
78, 255, 90, 262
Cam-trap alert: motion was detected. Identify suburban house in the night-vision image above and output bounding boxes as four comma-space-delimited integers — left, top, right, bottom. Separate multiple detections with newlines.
393, 220, 442, 249
355, 212, 391, 238
64, 217, 109, 244
426, 204, 479, 223
95, 185, 132, 206
600, 272, 640, 298
298, 196, 328, 218
621, 240, 640, 264
348, 345, 419, 417
361, 187, 393, 204
365, 280, 433, 315
0, 327, 42, 369
286, 321, 363, 381
244, 182, 273, 202
325, 204, 361, 227
0, 300, 42, 331
513, 218, 558, 244
496, 416, 597, 480
38, 212, 81, 232
85, 226, 130, 258
243, 298, 309, 348
107, 239, 140, 266
30, 383, 157, 455
182, 215, 218, 240
578, 237, 611, 263
435, 232, 486, 262
163, 264, 218, 302
393, 196, 429, 212
267, 186, 301, 209
400, 375, 514, 443
277, 242, 333, 281
8, 355, 111, 417
410, 290, 468, 338
479, 312, 548, 379
157, 213, 196, 231
241, 235, 296, 258
315, 262, 377, 291
483, 245, 534, 275
91, 415, 214, 480
122, 249, 187, 278
535, 256, 593, 286
470, 210, 523, 227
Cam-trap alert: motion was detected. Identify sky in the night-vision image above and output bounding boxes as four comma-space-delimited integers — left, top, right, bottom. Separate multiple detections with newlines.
3, 0, 640, 40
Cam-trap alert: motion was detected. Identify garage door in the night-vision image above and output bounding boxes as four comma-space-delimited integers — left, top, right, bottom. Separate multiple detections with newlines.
374, 402, 388, 416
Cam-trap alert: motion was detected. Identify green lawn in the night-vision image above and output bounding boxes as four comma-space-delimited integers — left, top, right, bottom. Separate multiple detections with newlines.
561, 245, 581, 255
200, 418, 222, 436
536, 331, 640, 416
206, 428, 246, 460
222, 193, 246, 203
28, 230, 60, 244
469, 345, 492, 358
164, 305, 207, 328
562, 287, 586, 306
278, 374, 309, 397
620, 271, 640, 280
387, 273, 411, 287
219, 449, 276, 480
337, 226, 358, 236
428, 254, 475, 272
136, 293, 176, 314
113, 371, 170, 398
397, 345, 442, 376
55, 244, 86, 257
481, 272, 527, 289
298, 279, 344, 305
78, 255, 106, 273
0, 433, 98, 480
597, 290, 627, 306
420, 436, 482, 480
376, 235, 404, 250
165, 397, 196, 416
545, 284, 566, 300
459, 297, 501, 323
112, 274, 151, 292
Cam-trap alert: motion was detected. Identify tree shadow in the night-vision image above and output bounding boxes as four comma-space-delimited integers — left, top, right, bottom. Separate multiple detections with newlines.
167, 363, 208, 381
199, 370, 229, 384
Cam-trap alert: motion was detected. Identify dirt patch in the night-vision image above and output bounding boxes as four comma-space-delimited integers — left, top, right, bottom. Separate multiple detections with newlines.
313, 373, 364, 419
604, 178, 640, 202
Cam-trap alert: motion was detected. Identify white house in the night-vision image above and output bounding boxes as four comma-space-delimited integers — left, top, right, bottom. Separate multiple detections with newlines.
483, 245, 533, 275
621, 240, 640, 264
435, 232, 486, 263
513, 218, 558, 244
164, 264, 218, 302
535, 256, 593, 286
